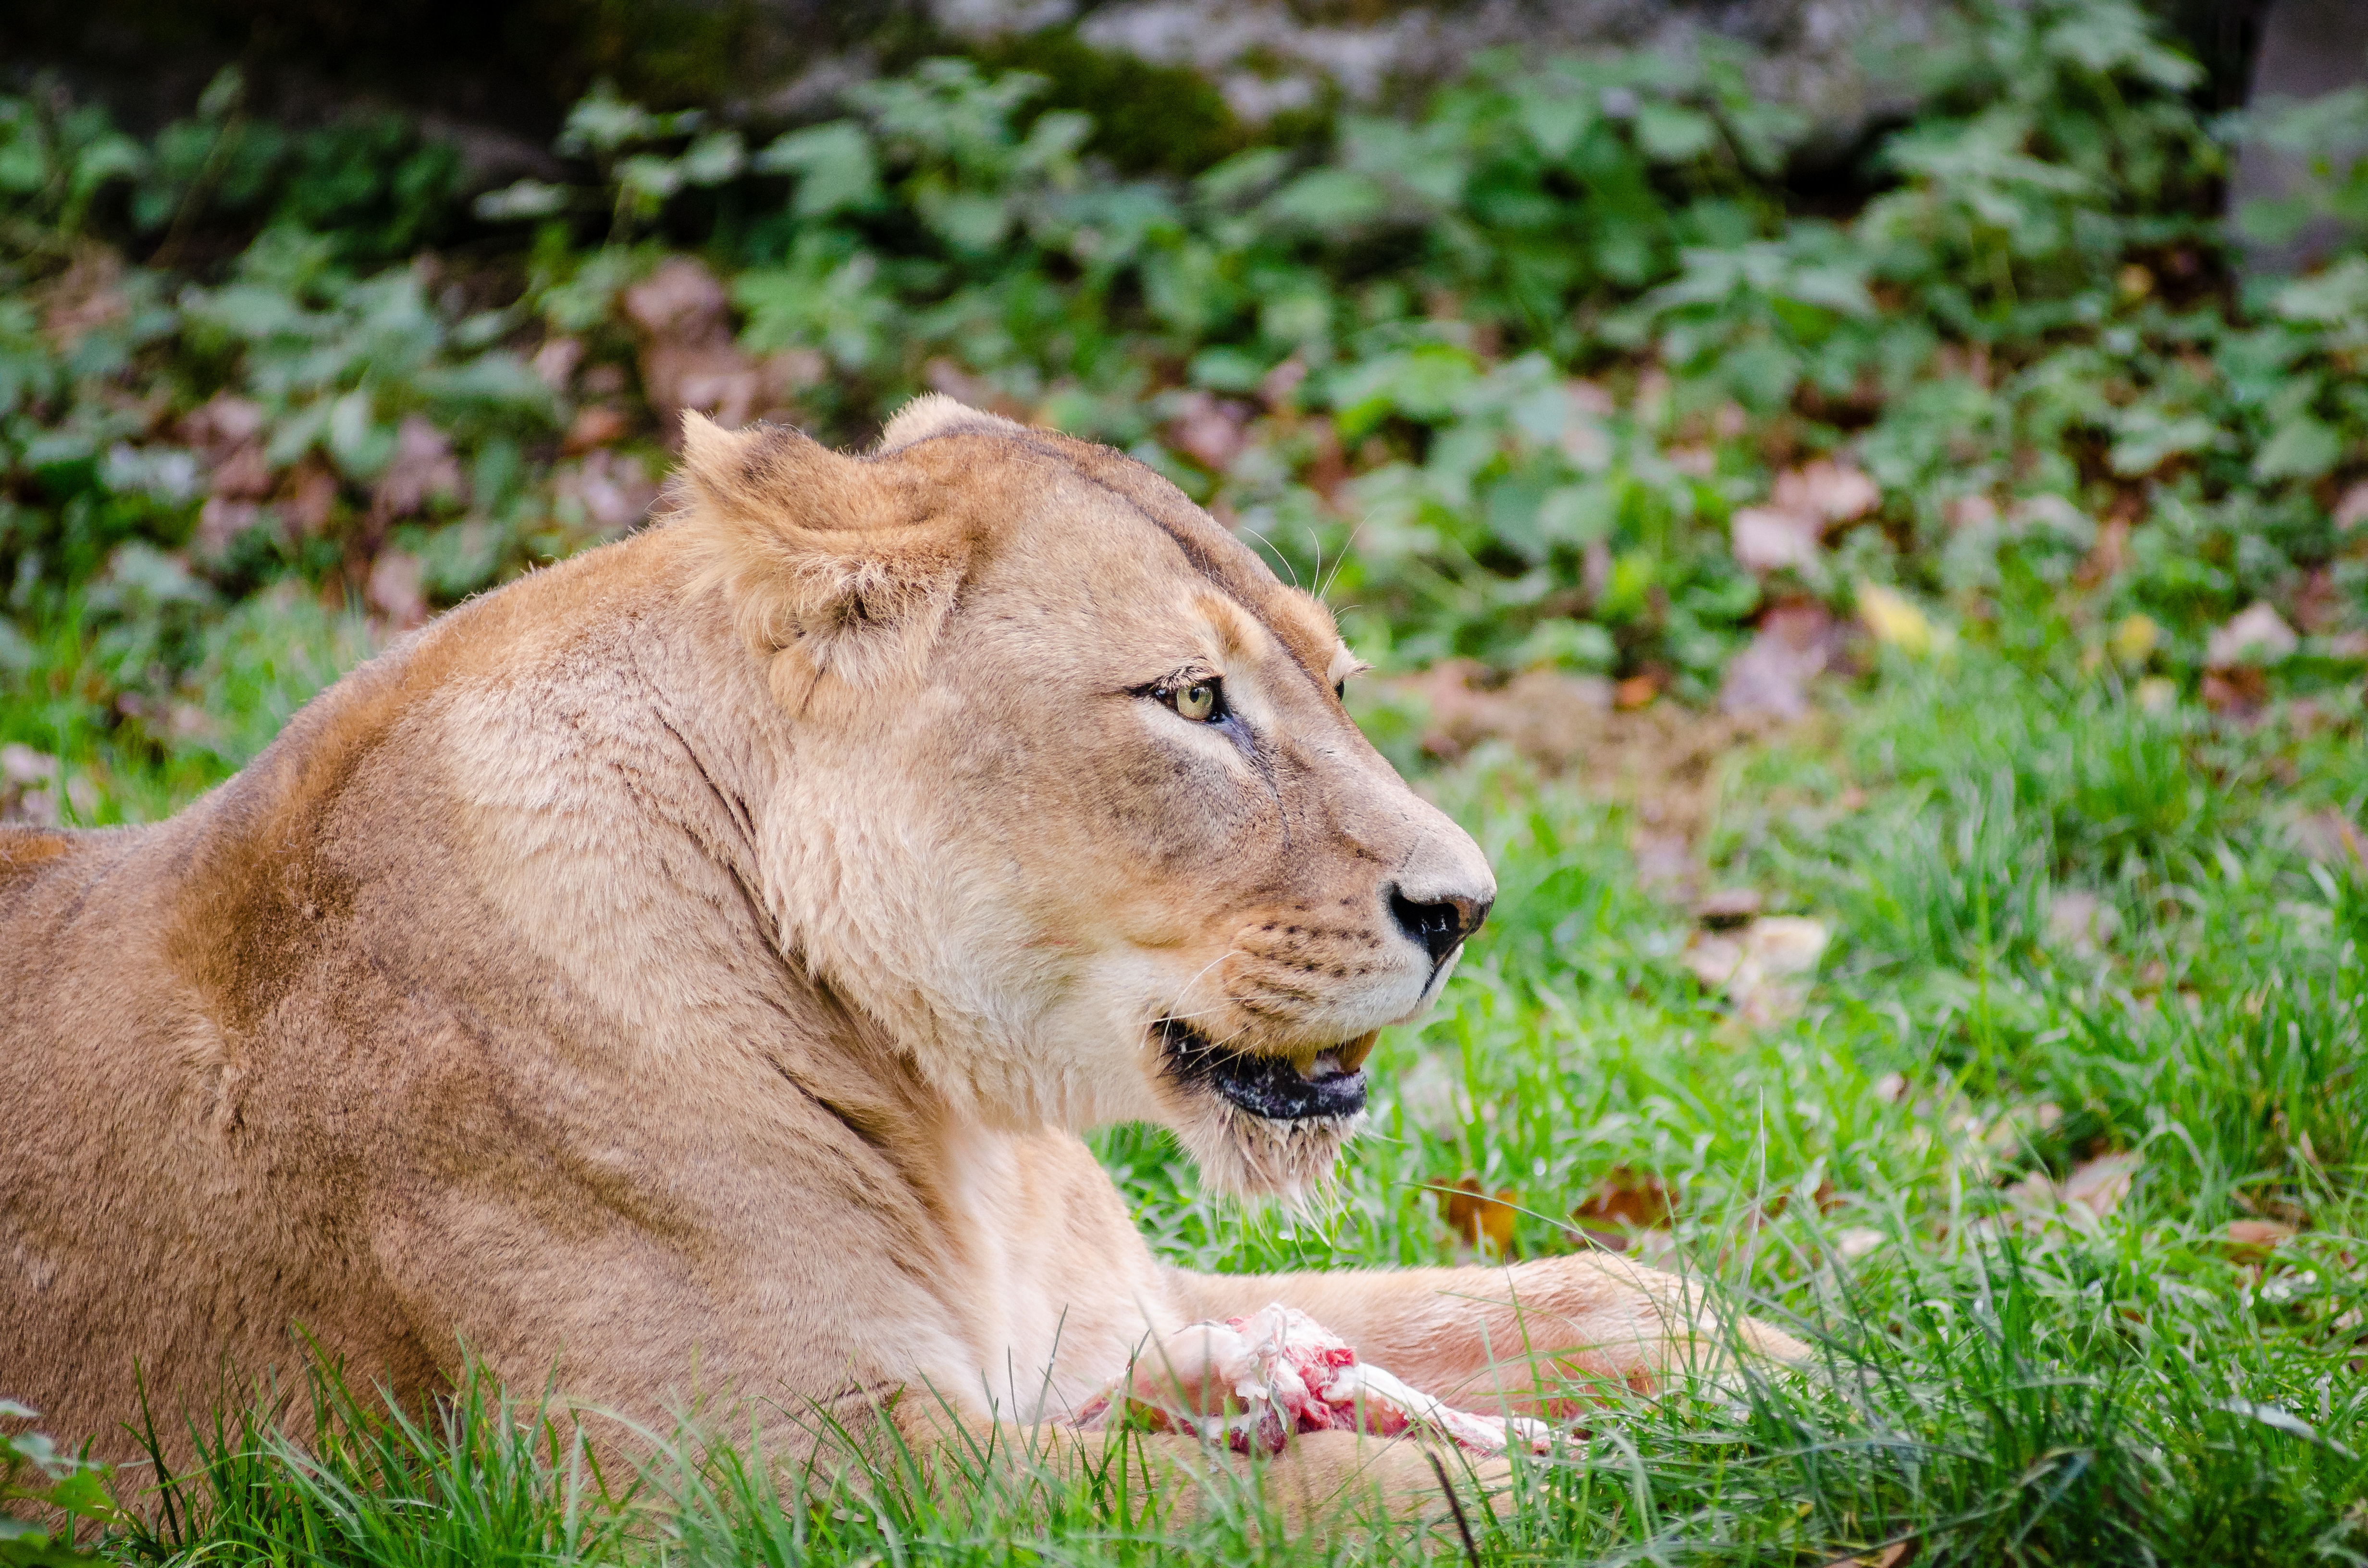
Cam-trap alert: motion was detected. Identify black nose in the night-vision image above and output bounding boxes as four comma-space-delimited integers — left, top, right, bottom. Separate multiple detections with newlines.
1388, 886, 1491, 966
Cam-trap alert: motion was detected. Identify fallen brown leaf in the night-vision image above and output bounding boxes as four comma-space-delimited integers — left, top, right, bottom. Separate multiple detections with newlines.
2046, 889, 2121, 957
181, 392, 267, 456
1683, 916, 1829, 1025
1443, 1178, 1519, 1254
531, 336, 584, 392
552, 450, 657, 537
2201, 665, 2269, 721
1168, 390, 1251, 472
1614, 673, 1660, 711
2288, 808, 2365, 869
372, 415, 464, 521
1573, 1167, 1673, 1245
2059, 1152, 2140, 1218
1772, 457, 1881, 525
365, 548, 428, 629
1821, 1541, 1911, 1568
1729, 505, 1822, 573
1720, 600, 1840, 720
2334, 480, 2368, 531
622, 256, 762, 443
564, 404, 632, 454
2221, 1219, 2297, 1261
280, 457, 341, 538
2205, 602, 2299, 669
38, 248, 128, 351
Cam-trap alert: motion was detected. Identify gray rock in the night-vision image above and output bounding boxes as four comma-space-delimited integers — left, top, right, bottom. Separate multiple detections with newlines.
936, 0, 1948, 154
2229, 0, 2368, 276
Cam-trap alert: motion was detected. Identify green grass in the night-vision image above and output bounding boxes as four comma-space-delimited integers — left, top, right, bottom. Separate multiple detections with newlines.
9, 608, 2365, 1565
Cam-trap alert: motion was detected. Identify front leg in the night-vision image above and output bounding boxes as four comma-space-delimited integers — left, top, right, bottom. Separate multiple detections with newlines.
1174, 1254, 1805, 1415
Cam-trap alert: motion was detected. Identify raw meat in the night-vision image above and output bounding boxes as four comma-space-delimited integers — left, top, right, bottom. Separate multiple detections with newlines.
1069, 1303, 1554, 1457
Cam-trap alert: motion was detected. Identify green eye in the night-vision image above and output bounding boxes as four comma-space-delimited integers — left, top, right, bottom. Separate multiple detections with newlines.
1172, 681, 1220, 722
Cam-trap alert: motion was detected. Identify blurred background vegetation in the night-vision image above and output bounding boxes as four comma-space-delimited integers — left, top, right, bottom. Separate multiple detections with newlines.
1, 0, 2363, 817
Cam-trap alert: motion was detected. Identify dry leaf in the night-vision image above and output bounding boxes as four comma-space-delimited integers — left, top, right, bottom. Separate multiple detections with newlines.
209, 442, 273, 503
762, 346, 827, 399
552, 450, 657, 536
1730, 505, 1822, 573
1614, 673, 1661, 710
1565, 377, 1616, 418
564, 404, 631, 454
281, 457, 341, 538
1684, 916, 1829, 1025
1720, 601, 1838, 720
2332, 480, 2368, 531
372, 415, 464, 521
1630, 829, 1694, 898
2109, 613, 2159, 665
1856, 583, 1935, 655
1946, 493, 1998, 530
38, 249, 128, 351
1665, 443, 1716, 477
365, 548, 428, 629
2059, 1152, 2140, 1218
531, 336, 584, 392
1168, 390, 1251, 472
1572, 1166, 1674, 1250
1683, 931, 1746, 988
2221, 1219, 2296, 1261
2046, 890, 2121, 956
1, 744, 56, 788
2290, 808, 2366, 869
1833, 1226, 1886, 1262
1, 743, 62, 828
182, 392, 267, 456
1261, 356, 1310, 411
622, 256, 762, 443
2201, 665, 2269, 720
2205, 602, 2299, 669
1443, 1178, 1519, 1254
1749, 918, 1829, 976
1822, 1542, 1912, 1568
1772, 458, 1881, 524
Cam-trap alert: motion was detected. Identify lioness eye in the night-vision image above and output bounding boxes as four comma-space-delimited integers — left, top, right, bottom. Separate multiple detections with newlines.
1172, 681, 1221, 722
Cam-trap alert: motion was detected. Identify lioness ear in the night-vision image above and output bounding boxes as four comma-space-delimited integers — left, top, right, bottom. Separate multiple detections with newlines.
677, 412, 965, 691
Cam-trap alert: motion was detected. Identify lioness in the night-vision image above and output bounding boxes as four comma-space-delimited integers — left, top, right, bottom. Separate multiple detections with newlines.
2, 398, 1792, 1515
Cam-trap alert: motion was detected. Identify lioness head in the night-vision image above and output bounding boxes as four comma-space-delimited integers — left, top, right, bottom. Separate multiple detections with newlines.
678, 397, 1493, 1194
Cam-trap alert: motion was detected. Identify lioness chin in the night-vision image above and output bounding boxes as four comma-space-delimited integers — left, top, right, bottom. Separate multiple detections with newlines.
1, 397, 1798, 1523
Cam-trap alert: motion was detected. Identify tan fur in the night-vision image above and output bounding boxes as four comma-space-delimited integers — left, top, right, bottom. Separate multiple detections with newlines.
1, 404, 1799, 1523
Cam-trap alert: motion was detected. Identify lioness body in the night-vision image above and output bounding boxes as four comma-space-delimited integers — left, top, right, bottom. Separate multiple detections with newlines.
3, 402, 1782, 1512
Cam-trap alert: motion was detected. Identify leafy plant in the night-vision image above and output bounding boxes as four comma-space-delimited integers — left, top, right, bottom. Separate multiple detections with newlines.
0, 1404, 113, 1566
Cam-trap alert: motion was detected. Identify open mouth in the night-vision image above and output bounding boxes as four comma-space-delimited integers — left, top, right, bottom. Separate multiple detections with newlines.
1156, 1020, 1372, 1122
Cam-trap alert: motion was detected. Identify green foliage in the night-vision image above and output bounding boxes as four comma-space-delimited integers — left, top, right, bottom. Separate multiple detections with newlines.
976, 27, 1249, 177
4, 68, 464, 268
0, 1405, 113, 1566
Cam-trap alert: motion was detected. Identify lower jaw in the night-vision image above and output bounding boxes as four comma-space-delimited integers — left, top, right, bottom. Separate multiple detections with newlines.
1155, 1020, 1371, 1123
